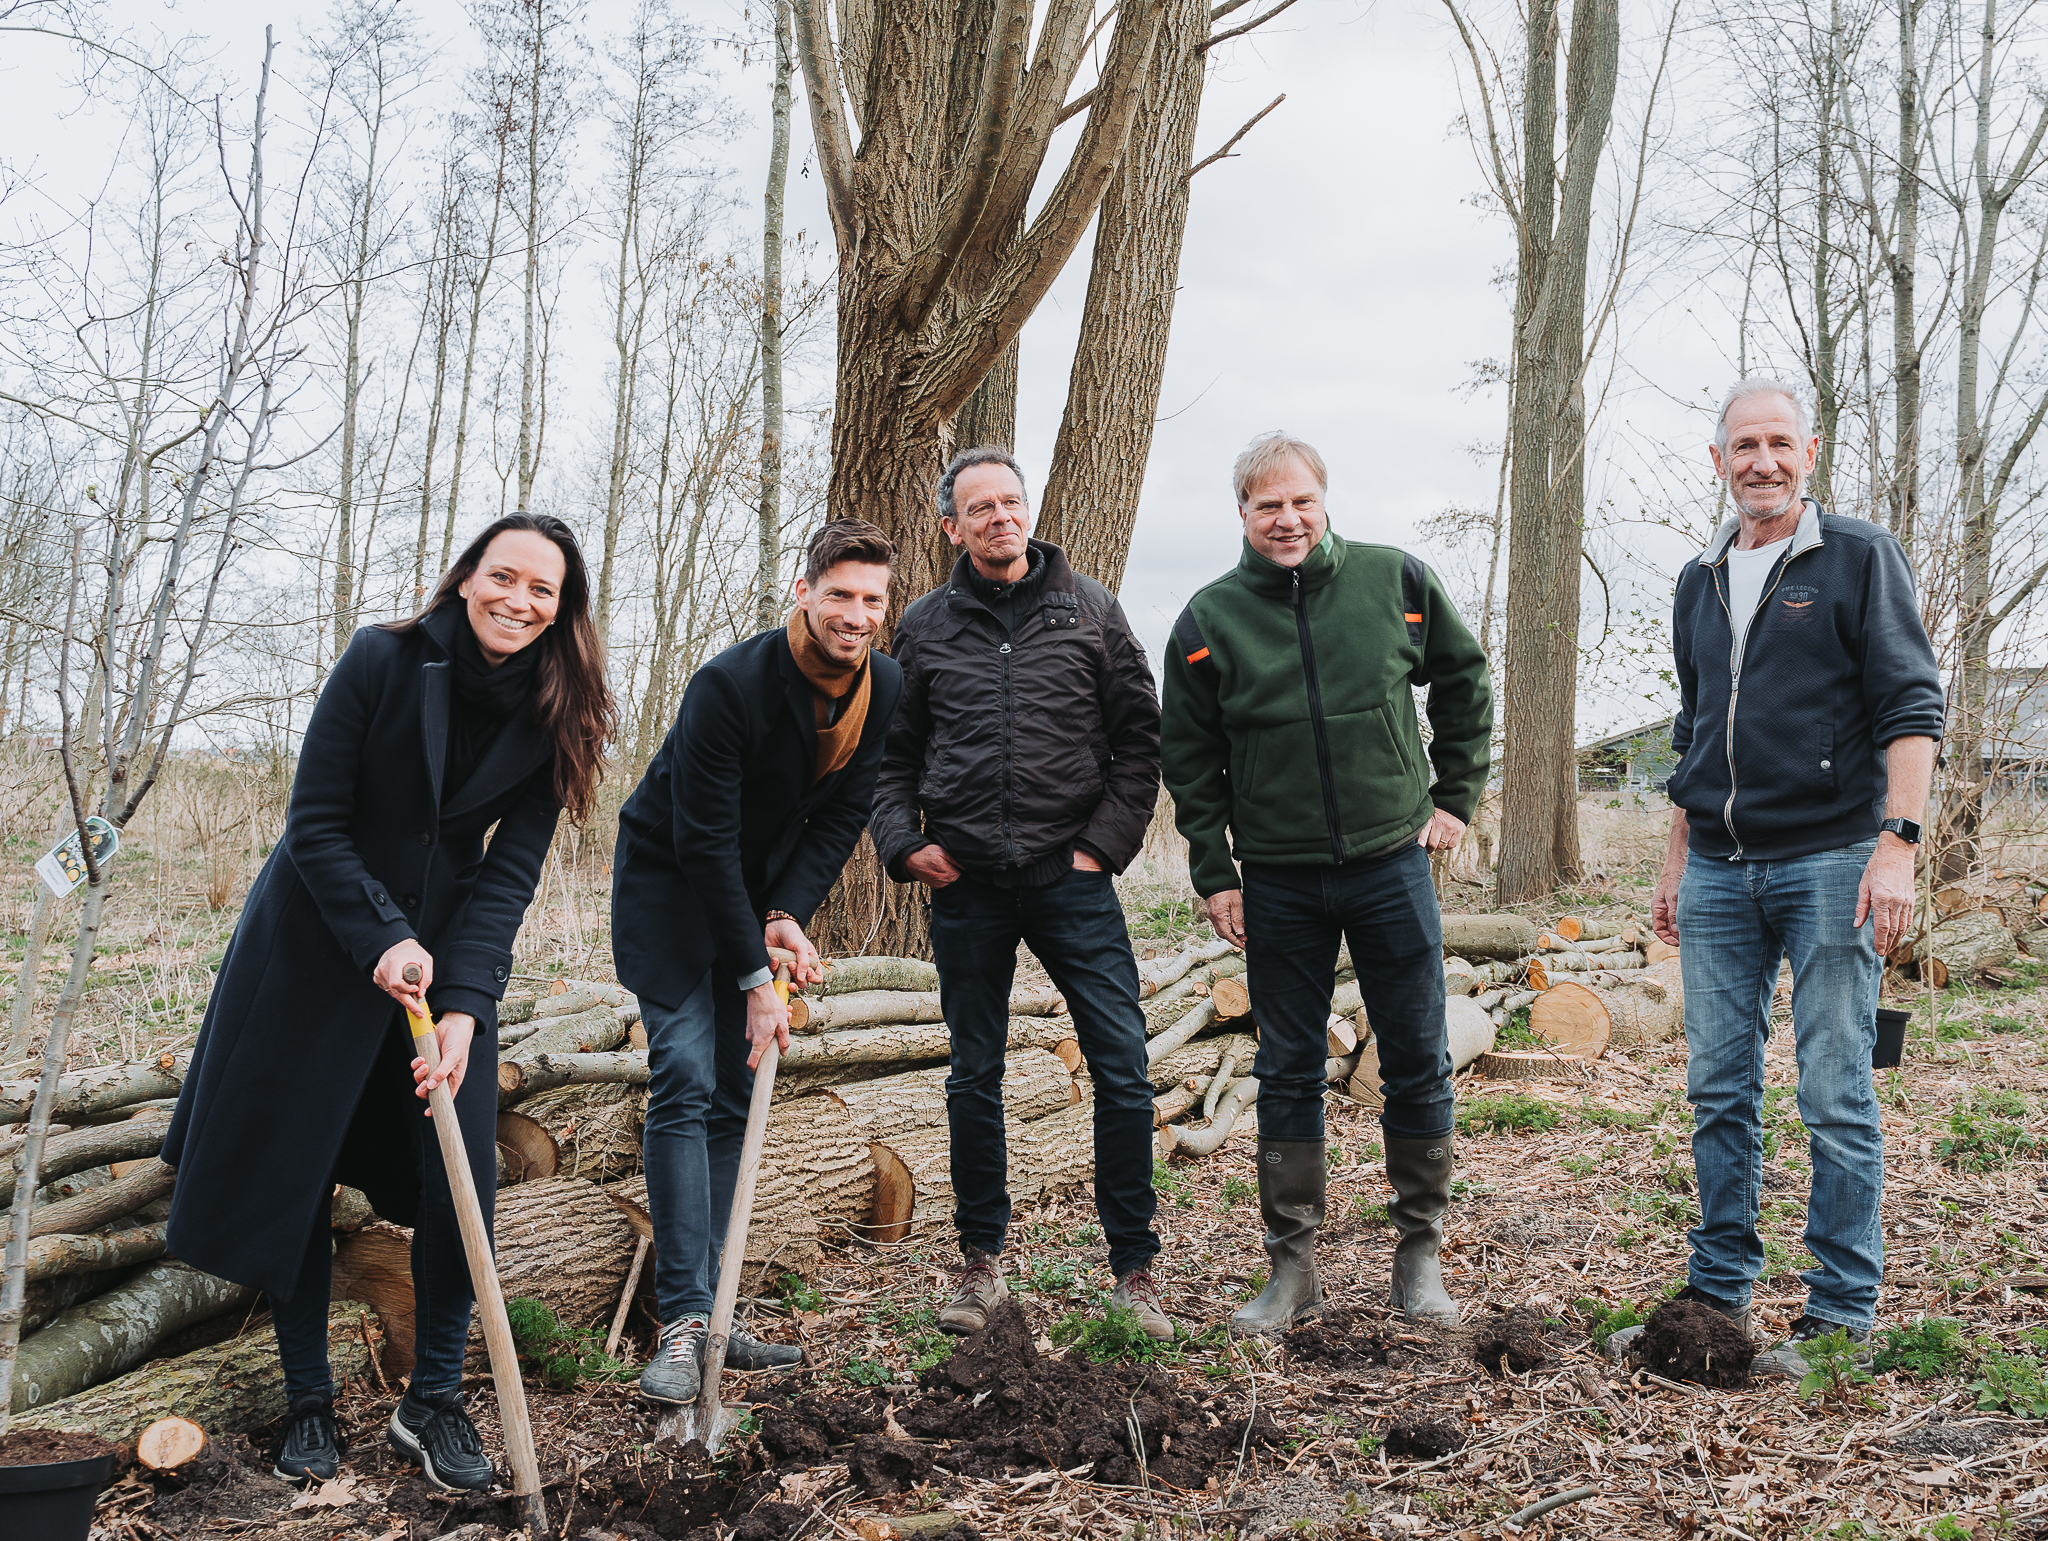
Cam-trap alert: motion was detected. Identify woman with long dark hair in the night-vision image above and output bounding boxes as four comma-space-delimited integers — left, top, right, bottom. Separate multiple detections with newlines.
163, 513, 616, 1490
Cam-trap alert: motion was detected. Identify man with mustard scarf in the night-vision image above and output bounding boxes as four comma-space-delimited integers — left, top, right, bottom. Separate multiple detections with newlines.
613, 520, 905, 1404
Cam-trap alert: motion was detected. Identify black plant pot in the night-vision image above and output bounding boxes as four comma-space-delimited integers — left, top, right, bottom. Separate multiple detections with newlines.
0, 1448, 115, 1539
1874, 1007, 1910, 1070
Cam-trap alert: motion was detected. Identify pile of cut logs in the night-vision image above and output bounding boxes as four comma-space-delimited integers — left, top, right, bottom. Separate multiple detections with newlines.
2, 910, 1681, 1446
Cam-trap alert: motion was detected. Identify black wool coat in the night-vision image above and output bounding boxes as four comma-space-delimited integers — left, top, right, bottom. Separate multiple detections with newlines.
612, 627, 903, 1009
163, 605, 562, 1300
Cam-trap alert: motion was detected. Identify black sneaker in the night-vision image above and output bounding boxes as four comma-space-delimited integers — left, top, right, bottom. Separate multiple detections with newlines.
726, 1325, 804, 1371
273, 1394, 345, 1484
387, 1389, 495, 1492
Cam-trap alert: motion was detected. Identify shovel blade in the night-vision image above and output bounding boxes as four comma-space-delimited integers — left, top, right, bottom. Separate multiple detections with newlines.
657, 1400, 748, 1457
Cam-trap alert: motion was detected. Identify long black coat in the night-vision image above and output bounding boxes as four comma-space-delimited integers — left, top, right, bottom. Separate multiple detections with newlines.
612, 627, 903, 1009
163, 606, 561, 1300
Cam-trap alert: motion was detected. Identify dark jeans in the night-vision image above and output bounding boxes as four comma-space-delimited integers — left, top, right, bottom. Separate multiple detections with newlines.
928, 865, 1160, 1277
273, 1129, 476, 1403
1242, 843, 1452, 1142
640, 970, 755, 1324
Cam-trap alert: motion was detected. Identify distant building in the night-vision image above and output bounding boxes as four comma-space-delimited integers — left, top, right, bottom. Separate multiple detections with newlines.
1577, 718, 1677, 794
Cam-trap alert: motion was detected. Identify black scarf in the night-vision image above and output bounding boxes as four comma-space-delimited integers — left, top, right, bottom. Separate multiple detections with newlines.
446, 614, 541, 800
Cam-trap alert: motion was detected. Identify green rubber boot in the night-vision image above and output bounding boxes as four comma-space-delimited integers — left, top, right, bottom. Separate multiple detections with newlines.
1386, 1134, 1460, 1326
1228, 1139, 1324, 1336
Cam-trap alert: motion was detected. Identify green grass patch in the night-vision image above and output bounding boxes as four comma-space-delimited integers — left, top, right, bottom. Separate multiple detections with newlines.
1153, 1159, 1195, 1208
1130, 897, 1203, 939
1494, 1007, 1541, 1049
1457, 1090, 1561, 1135
1576, 1103, 1647, 1130
1051, 1304, 1179, 1364
1221, 1175, 1253, 1212
1938, 1089, 2037, 1171
777, 1273, 825, 1313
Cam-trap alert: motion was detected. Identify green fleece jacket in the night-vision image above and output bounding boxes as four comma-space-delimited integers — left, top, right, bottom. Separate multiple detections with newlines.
1161, 529, 1492, 898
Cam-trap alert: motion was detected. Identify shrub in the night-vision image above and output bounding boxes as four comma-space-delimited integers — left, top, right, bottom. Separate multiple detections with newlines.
1970, 1349, 2048, 1417
505, 1297, 635, 1390
1874, 1318, 1970, 1379
1052, 1304, 1179, 1364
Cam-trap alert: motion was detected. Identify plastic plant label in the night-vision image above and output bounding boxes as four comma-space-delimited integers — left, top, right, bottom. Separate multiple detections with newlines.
34, 815, 118, 897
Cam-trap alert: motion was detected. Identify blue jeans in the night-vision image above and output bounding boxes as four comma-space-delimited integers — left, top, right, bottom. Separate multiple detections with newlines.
1677, 839, 1885, 1329
928, 865, 1160, 1277
640, 971, 755, 1324
1241, 843, 1452, 1142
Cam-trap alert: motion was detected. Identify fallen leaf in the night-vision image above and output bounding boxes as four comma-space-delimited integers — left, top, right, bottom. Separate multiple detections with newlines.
1902, 1468, 1959, 1487
289, 1475, 364, 1509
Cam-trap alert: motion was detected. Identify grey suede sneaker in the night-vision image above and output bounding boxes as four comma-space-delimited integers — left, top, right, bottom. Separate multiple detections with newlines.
639, 1316, 709, 1404
1752, 1315, 1873, 1382
726, 1324, 804, 1370
937, 1247, 1007, 1336
1110, 1269, 1174, 1341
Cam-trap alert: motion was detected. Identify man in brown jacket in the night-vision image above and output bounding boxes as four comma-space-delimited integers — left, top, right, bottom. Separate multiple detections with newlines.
870, 446, 1167, 1339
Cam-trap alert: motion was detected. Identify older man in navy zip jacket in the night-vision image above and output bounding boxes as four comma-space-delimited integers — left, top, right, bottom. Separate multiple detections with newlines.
1632, 377, 1943, 1381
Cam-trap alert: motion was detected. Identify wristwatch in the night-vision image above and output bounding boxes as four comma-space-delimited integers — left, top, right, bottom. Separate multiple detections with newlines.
1880, 817, 1923, 845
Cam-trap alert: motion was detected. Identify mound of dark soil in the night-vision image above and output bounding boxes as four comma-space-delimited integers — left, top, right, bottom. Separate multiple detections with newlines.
0, 1427, 112, 1464
848, 1433, 934, 1495
895, 1301, 1279, 1489
756, 1391, 884, 1465
1282, 1309, 1394, 1368
1384, 1418, 1465, 1459
1471, 1307, 1549, 1376
1628, 1299, 1757, 1388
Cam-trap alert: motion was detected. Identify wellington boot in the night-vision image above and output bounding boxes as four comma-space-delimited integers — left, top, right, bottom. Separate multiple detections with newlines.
1385, 1133, 1460, 1326
1229, 1139, 1324, 1336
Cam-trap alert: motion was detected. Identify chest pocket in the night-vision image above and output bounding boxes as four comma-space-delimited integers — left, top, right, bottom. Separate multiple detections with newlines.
1040, 590, 1081, 631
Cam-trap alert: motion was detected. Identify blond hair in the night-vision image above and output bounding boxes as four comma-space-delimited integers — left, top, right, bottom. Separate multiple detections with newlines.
1232, 431, 1328, 507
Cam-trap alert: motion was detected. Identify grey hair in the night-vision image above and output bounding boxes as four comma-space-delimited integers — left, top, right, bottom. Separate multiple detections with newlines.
1714, 377, 1815, 455
937, 445, 1030, 521
1233, 431, 1328, 507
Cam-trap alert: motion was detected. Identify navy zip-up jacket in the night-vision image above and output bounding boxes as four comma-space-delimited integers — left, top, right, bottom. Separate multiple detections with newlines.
1665, 499, 1944, 862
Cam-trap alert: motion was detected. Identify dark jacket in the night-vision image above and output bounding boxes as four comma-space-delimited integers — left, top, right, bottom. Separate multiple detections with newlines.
163, 606, 561, 1299
1161, 530, 1492, 898
612, 626, 904, 1008
870, 540, 1161, 886
1667, 499, 1945, 861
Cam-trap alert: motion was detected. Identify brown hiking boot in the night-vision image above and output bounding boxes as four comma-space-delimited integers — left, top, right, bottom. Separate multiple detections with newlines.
938, 1247, 1007, 1335
1110, 1269, 1174, 1341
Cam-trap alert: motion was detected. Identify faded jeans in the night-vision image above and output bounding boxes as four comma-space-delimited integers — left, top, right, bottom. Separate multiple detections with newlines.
640, 971, 755, 1324
1677, 838, 1885, 1329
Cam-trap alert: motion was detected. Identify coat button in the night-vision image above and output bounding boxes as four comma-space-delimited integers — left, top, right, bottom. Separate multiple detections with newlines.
494, 966, 508, 982
1820, 759, 1831, 770
419, 832, 433, 846
372, 891, 388, 906
403, 893, 419, 909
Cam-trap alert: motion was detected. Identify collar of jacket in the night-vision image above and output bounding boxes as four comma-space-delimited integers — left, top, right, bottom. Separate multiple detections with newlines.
419, 602, 463, 657
1235, 525, 1345, 598
945, 537, 1076, 612
1698, 496, 1824, 566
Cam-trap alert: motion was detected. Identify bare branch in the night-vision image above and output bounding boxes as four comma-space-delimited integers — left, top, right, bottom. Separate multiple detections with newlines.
790, 0, 858, 254
1054, 86, 1095, 128
1199, 0, 1302, 54
1186, 93, 1283, 180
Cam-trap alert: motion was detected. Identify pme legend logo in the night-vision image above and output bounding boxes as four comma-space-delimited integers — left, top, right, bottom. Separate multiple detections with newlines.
1779, 583, 1820, 623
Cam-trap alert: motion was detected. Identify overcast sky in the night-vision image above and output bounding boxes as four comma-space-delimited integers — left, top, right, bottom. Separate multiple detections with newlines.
4, 0, 1735, 738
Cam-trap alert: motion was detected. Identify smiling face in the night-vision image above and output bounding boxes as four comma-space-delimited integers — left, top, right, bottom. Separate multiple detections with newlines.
1239, 457, 1329, 568
1710, 392, 1817, 525
943, 462, 1032, 581
460, 530, 565, 665
795, 560, 892, 665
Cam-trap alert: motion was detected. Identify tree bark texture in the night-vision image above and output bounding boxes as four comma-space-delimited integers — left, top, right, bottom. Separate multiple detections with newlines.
1036, 0, 1206, 589
13, 1301, 375, 1447
0, 1111, 170, 1210
0, 1051, 189, 1126
10, 1261, 256, 1413
1494, 0, 1618, 904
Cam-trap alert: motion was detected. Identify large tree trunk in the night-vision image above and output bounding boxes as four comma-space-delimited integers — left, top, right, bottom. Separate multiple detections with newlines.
13, 1301, 375, 1446
1494, 0, 1618, 905
1035, 0, 1206, 590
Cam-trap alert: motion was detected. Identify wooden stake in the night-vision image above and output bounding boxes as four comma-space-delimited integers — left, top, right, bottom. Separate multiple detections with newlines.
605, 1235, 650, 1359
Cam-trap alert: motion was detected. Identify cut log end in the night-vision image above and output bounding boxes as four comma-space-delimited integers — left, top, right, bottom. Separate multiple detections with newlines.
1472, 1049, 1596, 1082
137, 1416, 208, 1472
1210, 976, 1252, 1021
494, 1111, 560, 1185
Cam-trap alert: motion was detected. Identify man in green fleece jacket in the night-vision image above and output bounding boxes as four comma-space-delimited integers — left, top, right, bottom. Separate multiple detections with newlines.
1161, 432, 1492, 1335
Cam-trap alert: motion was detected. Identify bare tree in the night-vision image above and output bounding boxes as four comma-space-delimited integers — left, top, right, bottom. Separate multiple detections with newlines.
756, 0, 792, 631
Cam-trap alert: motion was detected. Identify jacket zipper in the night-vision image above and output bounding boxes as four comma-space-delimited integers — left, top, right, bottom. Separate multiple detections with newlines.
1292, 569, 1347, 863
1718, 545, 1807, 859
999, 637, 1015, 867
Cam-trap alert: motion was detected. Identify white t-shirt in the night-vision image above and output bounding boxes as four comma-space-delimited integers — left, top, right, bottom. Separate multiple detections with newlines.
1725, 535, 1791, 645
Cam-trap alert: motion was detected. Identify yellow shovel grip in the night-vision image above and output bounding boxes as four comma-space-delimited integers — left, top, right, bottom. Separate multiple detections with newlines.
406, 1003, 435, 1040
